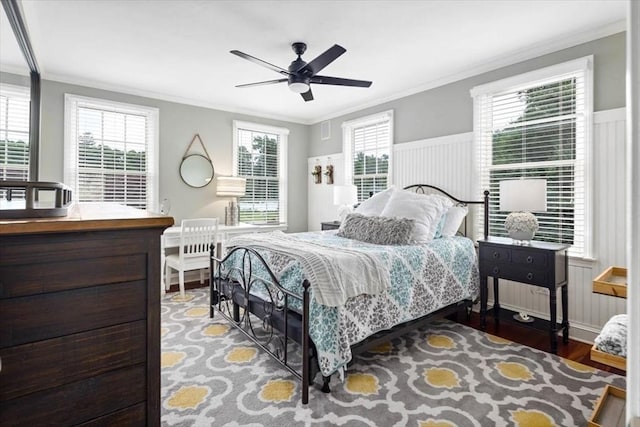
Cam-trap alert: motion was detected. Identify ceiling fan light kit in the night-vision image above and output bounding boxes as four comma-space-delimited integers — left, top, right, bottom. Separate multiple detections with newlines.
231, 42, 372, 102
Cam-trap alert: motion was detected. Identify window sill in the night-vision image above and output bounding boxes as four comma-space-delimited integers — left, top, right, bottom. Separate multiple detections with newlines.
569, 255, 597, 268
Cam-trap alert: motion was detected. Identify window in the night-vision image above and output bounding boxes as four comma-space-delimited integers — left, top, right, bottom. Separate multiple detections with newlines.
64, 94, 159, 210
472, 56, 593, 258
342, 110, 393, 201
233, 120, 288, 224
0, 84, 30, 198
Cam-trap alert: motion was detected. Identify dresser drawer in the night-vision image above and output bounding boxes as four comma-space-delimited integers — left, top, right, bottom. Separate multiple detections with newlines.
0, 281, 147, 348
0, 364, 146, 426
0, 321, 146, 400
479, 245, 511, 263
511, 248, 548, 269
0, 254, 147, 298
482, 262, 548, 286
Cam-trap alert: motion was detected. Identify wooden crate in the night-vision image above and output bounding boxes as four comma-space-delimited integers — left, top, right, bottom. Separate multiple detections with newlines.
591, 344, 626, 371
588, 385, 626, 427
593, 266, 627, 298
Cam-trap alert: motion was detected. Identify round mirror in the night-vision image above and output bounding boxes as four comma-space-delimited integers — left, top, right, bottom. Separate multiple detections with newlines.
179, 154, 214, 188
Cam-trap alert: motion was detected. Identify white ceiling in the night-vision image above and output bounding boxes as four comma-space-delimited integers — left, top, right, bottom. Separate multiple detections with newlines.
0, 0, 627, 124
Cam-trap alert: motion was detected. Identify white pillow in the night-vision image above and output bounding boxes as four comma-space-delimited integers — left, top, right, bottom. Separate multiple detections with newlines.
354, 186, 396, 216
441, 206, 469, 237
380, 190, 453, 243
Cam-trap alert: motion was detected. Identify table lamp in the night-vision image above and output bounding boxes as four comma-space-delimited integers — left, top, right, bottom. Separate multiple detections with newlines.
217, 176, 246, 226
333, 185, 358, 222
499, 179, 547, 244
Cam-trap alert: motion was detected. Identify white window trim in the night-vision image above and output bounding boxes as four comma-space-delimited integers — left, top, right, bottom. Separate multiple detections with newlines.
63, 93, 160, 211
0, 83, 31, 182
471, 56, 594, 259
341, 109, 394, 186
232, 120, 289, 225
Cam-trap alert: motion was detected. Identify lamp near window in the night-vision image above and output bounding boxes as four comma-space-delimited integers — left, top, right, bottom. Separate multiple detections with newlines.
333, 185, 358, 222
216, 176, 246, 226
500, 179, 547, 245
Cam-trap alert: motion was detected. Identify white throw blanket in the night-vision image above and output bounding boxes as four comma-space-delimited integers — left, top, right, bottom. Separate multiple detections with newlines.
227, 231, 391, 307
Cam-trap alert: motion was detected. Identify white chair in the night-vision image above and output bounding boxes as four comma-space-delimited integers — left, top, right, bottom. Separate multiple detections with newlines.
165, 218, 218, 299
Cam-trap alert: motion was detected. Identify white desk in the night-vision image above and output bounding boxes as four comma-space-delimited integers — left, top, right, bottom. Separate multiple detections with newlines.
161, 222, 287, 290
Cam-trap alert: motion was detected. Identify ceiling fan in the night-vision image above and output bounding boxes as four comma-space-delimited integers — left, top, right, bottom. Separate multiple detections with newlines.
230, 42, 372, 102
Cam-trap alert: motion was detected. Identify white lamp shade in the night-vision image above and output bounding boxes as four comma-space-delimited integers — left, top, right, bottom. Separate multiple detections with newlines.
216, 176, 246, 197
500, 179, 547, 212
333, 185, 358, 206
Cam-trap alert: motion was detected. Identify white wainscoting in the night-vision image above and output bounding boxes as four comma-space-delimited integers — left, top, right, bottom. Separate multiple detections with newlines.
392, 132, 474, 199
308, 109, 626, 342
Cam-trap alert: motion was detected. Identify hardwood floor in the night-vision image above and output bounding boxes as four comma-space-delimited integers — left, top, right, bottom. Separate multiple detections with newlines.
455, 311, 626, 376
172, 282, 625, 377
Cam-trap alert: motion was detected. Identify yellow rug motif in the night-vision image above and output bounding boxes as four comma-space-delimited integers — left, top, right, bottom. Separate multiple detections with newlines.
564, 359, 597, 373
171, 294, 195, 302
259, 379, 296, 402
424, 367, 460, 389
511, 409, 556, 427
427, 334, 456, 349
184, 307, 209, 317
487, 334, 511, 344
160, 327, 169, 338
369, 341, 393, 353
166, 385, 209, 410
496, 362, 533, 381
202, 324, 230, 336
345, 373, 380, 395
161, 351, 186, 368
225, 346, 258, 363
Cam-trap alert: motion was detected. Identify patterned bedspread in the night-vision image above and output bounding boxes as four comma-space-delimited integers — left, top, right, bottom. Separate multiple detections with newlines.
222, 231, 479, 377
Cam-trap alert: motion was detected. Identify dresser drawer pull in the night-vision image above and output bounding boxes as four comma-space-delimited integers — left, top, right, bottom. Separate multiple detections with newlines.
493, 252, 500, 259
493, 267, 500, 275
526, 256, 533, 263
526, 272, 534, 280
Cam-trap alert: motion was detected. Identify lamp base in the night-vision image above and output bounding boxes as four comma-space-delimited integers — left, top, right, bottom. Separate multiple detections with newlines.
504, 212, 538, 245
225, 201, 239, 226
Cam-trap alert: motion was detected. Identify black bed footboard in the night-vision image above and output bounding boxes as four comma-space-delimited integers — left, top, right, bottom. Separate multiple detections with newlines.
209, 245, 316, 404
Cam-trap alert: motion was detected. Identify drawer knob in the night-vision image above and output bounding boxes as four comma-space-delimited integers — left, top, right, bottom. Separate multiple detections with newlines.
493, 267, 500, 275
526, 272, 534, 280
526, 256, 533, 263
493, 252, 500, 259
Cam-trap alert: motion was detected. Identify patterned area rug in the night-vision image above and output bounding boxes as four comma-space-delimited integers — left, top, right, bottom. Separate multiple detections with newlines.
161, 288, 625, 426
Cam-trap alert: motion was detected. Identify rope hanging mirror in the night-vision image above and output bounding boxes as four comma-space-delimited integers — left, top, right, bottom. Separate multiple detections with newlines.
179, 134, 214, 188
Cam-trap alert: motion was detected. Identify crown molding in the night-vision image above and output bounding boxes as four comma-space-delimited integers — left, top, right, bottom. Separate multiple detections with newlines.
311, 19, 626, 124
38, 72, 313, 125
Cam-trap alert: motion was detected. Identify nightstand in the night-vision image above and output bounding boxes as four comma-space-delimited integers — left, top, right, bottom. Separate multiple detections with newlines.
321, 221, 341, 230
478, 236, 570, 354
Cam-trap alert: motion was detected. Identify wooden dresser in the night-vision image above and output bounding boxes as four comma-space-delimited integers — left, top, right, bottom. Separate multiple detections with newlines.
0, 204, 173, 426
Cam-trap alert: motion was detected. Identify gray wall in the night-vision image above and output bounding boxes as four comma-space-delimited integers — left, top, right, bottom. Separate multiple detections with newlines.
0, 73, 310, 232
309, 32, 626, 156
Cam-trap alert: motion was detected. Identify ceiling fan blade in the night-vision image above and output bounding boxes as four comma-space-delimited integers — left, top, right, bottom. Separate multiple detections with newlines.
235, 79, 288, 88
297, 44, 346, 76
230, 50, 291, 76
310, 75, 372, 87
301, 89, 314, 102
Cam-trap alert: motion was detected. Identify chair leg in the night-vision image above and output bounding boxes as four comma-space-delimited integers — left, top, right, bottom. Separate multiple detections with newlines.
199, 268, 204, 284
179, 270, 185, 299
165, 263, 171, 291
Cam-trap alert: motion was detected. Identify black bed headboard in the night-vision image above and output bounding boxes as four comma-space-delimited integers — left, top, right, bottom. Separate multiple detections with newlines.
402, 184, 489, 239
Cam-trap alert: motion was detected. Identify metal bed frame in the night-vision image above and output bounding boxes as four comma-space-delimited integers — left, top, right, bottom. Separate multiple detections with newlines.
209, 185, 489, 404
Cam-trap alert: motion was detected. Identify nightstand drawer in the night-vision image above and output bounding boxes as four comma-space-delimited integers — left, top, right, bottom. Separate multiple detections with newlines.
512, 248, 548, 269
479, 246, 511, 263
481, 263, 548, 286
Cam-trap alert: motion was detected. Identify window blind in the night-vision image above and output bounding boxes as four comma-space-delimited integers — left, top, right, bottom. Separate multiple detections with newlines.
64, 94, 159, 211
233, 121, 288, 224
472, 57, 592, 258
343, 110, 393, 201
0, 84, 30, 199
